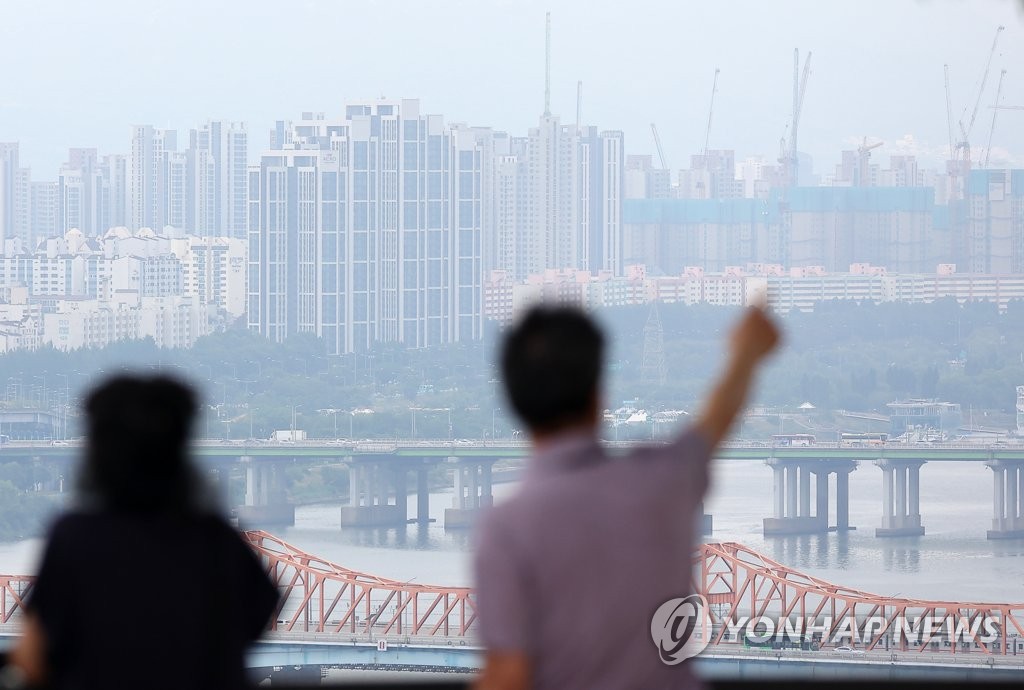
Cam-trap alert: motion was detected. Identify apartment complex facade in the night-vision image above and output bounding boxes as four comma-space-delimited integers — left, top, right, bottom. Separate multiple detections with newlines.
247, 101, 488, 354
490, 116, 624, 280
485, 262, 1024, 324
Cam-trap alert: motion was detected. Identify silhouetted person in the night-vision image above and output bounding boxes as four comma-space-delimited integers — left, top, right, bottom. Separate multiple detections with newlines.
474, 305, 779, 690
8, 375, 278, 690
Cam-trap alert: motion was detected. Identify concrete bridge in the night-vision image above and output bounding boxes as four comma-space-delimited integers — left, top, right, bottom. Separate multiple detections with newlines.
5, 532, 1024, 683
3, 439, 1024, 537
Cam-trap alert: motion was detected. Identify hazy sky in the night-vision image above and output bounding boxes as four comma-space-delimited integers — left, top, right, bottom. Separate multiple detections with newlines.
2, 0, 1023, 176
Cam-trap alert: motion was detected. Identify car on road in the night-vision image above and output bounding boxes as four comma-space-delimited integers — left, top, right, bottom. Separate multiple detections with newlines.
833, 645, 865, 655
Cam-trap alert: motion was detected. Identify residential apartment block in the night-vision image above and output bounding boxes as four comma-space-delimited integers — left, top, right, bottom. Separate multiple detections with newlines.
484, 262, 1024, 324
247, 101, 488, 354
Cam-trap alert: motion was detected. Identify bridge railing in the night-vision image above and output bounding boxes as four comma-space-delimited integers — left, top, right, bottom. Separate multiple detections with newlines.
699, 542, 1024, 656
246, 532, 477, 638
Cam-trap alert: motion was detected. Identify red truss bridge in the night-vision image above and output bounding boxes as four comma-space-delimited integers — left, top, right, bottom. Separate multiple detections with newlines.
697, 542, 1024, 655
2, 532, 1023, 656
245, 531, 477, 637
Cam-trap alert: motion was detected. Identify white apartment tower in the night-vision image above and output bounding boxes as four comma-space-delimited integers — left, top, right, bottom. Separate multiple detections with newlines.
492, 117, 623, 280
58, 148, 99, 235
130, 126, 184, 231
248, 100, 488, 354
0, 143, 31, 246
30, 181, 59, 239
189, 121, 248, 238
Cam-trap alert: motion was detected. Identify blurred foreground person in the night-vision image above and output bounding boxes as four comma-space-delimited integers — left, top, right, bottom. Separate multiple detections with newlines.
8, 376, 278, 690
475, 305, 779, 690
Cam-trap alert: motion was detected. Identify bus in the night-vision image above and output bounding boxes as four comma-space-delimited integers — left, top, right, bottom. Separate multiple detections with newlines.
840, 432, 888, 447
771, 433, 816, 447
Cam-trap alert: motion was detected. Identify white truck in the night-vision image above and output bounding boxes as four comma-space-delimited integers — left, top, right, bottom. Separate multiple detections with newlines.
271, 429, 307, 442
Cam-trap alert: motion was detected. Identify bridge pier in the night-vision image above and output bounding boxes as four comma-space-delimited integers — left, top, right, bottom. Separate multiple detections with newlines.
875, 460, 925, 537
698, 501, 712, 535
416, 465, 431, 524
235, 457, 295, 527
444, 459, 494, 529
987, 460, 1024, 539
340, 460, 407, 527
763, 460, 856, 535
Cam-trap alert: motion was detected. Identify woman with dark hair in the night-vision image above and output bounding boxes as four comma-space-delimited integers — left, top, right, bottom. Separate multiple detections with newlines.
8, 375, 278, 690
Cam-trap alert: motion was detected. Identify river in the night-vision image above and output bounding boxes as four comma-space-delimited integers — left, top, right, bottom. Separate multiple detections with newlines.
1, 459, 1021, 604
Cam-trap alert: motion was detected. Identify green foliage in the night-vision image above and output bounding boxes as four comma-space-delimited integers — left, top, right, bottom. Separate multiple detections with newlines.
0, 299, 1021, 445
0, 480, 59, 541
286, 463, 351, 504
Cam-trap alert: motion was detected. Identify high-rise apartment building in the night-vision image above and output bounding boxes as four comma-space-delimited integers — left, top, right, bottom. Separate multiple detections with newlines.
956, 169, 1024, 274
100, 154, 127, 230
30, 181, 59, 239
130, 126, 183, 231
491, 115, 624, 280
58, 148, 100, 235
189, 121, 248, 238
0, 143, 31, 247
248, 100, 487, 354
624, 155, 672, 201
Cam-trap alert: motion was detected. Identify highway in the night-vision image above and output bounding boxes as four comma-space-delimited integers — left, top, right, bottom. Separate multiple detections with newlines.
2, 438, 1024, 462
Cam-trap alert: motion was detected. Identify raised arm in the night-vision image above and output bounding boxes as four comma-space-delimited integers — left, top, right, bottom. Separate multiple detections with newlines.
695, 307, 780, 449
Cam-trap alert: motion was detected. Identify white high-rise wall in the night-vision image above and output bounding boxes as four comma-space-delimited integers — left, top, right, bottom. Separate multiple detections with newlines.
130, 126, 182, 231
30, 181, 59, 239
248, 99, 487, 354
490, 116, 623, 281
189, 121, 248, 238
0, 143, 31, 247
1017, 385, 1024, 435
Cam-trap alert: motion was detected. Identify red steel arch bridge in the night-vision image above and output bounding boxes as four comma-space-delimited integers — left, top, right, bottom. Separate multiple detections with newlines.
2, 531, 1023, 657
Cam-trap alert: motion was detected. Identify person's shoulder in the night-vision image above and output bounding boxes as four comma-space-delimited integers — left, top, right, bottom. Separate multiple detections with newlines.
195, 513, 251, 547
46, 511, 103, 540
474, 493, 533, 548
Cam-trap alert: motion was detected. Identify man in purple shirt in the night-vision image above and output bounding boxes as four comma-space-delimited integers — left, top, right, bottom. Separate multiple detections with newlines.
474, 305, 780, 690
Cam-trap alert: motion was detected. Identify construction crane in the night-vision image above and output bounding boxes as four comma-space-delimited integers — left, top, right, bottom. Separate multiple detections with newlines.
701, 68, 721, 160
577, 80, 585, 128
856, 137, 884, 187
695, 68, 721, 199
954, 25, 1005, 168
944, 64, 957, 162
543, 12, 552, 117
650, 123, 669, 170
983, 69, 1007, 169
778, 49, 812, 187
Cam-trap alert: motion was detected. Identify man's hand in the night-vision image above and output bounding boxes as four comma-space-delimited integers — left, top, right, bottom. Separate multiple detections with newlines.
475, 651, 531, 690
729, 306, 781, 366
696, 307, 781, 449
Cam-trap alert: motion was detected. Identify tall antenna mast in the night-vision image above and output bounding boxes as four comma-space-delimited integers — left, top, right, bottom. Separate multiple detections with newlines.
544, 12, 552, 117
640, 303, 667, 388
576, 80, 583, 128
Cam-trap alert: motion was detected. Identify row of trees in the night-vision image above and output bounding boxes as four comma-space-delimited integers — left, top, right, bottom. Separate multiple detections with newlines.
0, 298, 1021, 441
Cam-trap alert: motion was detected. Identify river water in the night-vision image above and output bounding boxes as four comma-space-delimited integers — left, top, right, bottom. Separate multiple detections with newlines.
1, 459, 1021, 605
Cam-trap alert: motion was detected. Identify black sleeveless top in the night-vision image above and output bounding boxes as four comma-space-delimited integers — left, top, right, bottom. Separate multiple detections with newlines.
28, 511, 278, 690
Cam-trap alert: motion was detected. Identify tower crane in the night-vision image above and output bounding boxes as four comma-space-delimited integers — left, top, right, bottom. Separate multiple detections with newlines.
856, 137, 884, 187
576, 81, 583, 129
695, 68, 721, 199
650, 123, 669, 170
944, 64, 956, 162
701, 68, 721, 160
778, 50, 812, 187
983, 69, 1007, 169
955, 25, 1005, 168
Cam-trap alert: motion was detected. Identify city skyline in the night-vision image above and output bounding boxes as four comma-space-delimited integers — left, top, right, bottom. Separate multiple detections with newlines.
2, 1, 1023, 174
